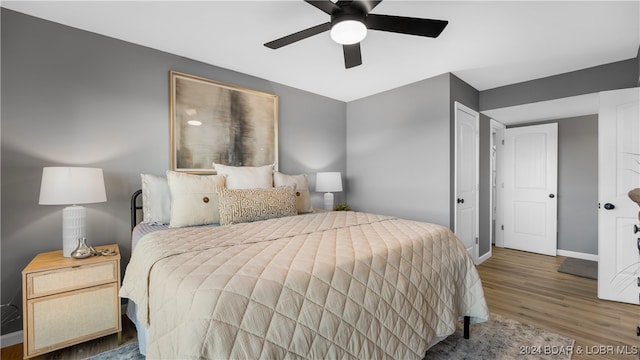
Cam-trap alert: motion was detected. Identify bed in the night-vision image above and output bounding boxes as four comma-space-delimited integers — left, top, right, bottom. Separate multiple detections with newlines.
120, 170, 489, 359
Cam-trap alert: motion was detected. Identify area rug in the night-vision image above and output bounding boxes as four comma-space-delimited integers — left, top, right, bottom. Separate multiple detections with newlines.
557, 257, 598, 279
426, 313, 574, 359
85, 341, 143, 360
87, 314, 574, 360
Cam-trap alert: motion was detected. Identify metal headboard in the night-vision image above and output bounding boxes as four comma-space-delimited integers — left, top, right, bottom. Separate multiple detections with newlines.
130, 189, 143, 230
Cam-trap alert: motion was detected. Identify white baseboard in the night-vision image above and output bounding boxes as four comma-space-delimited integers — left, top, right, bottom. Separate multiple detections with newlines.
557, 249, 598, 262
477, 251, 492, 265
1, 330, 22, 348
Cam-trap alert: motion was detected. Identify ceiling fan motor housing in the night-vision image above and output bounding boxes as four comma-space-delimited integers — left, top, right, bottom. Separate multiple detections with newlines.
330, 5, 368, 45
330, 4, 368, 27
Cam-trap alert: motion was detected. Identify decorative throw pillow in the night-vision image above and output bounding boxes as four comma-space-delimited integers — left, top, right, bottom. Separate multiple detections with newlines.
141, 174, 171, 224
217, 185, 297, 225
166, 171, 225, 228
273, 171, 313, 214
213, 163, 274, 189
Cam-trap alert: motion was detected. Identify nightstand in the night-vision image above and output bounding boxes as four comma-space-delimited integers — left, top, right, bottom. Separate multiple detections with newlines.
21, 244, 121, 358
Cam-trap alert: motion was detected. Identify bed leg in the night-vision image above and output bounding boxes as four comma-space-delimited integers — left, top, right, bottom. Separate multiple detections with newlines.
463, 316, 470, 339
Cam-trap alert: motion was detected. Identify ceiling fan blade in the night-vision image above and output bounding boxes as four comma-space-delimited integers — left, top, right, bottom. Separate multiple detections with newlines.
305, 0, 340, 15
367, 14, 448, 37
343, 43, 362, 69
358, 0, 383, 13
264, 22, 331, 49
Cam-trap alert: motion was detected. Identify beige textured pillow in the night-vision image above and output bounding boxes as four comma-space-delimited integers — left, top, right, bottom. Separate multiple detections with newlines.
166, 171, 225, 228
217, 186, 297, 225
213, 163, 274, 189
273, 172, 313, 214
141, 174, 171, 224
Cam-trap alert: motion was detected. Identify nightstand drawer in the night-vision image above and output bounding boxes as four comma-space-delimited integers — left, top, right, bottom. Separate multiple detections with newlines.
26, 283, 120, 356
26, 261, 117, 299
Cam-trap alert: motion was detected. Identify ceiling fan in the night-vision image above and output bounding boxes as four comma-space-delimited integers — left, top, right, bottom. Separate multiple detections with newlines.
264, 0, 448, 69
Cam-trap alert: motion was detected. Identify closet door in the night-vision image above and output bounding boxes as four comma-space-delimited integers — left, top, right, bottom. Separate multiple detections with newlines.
503, 123, 558, 256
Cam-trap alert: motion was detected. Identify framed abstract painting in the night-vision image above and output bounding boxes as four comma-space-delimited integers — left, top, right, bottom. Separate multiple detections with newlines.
169, 71, 278, 174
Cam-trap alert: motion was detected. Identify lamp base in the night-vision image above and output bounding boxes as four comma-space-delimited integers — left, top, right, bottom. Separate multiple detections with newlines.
62, 205, 86, 257
323, 192, 334, 211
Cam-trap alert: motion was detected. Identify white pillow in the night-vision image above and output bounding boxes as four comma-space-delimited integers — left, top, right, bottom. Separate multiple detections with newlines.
166, 171, 226, 228
213, 163, 274, 189
140, 174, 171, 224
273, 172, 313, 214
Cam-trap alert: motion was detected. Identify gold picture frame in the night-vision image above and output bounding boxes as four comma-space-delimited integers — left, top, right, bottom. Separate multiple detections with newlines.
169, 71, 279, 174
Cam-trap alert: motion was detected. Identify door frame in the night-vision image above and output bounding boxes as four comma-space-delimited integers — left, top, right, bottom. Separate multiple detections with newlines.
503, 123, 558, 256
453, 101, 479, 264
490, 119, 506, 250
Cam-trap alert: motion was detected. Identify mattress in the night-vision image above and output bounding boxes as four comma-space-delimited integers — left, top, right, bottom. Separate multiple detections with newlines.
131, 222, 168, 250
121, 211, 489, 359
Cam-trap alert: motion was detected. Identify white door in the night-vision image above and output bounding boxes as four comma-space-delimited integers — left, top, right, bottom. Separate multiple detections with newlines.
454, 102, 479, 262
598, 87, 640, 304
504, 123, 558, 256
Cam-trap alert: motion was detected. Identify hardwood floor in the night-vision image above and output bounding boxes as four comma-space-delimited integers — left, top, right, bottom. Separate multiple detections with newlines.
478, 246, 639, 360
2, 247, 638, 359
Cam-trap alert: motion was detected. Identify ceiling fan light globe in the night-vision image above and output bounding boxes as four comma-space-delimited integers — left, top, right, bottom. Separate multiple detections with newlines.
330, 20, 367, 45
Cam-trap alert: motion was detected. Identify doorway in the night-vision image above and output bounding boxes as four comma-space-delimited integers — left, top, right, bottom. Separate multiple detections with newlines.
490, 119, 505, 249
503, 123, 558, 256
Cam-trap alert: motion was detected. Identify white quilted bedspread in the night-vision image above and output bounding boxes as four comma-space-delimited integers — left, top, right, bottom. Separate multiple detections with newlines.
120, 211, 489, 359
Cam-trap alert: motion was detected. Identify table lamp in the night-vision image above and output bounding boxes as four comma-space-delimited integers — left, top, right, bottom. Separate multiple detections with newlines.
316, 172, 343, 211
39, 167, 107, 257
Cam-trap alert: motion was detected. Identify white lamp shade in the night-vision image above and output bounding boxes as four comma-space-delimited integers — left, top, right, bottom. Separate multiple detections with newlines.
39, 167, 107, 205
316, 172, 343, 193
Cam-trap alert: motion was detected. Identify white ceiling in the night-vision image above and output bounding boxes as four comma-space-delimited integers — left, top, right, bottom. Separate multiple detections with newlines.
2, 1, 639, 102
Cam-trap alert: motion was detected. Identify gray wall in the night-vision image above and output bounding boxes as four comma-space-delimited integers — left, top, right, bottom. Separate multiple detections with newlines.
509, 115, 599, 255
480, 58, 638, 111
478, 114, 492, 257
557, 115, 599, 254
637, 46, 640, 85
1, 9, 346, 334
346, 73, 494, 259
346, 74, 451, 225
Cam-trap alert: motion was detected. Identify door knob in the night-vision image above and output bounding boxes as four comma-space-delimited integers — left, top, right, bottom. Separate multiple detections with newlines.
457, 198, 465, 204
603, 203, 615, 210
549, 194, 555, 198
